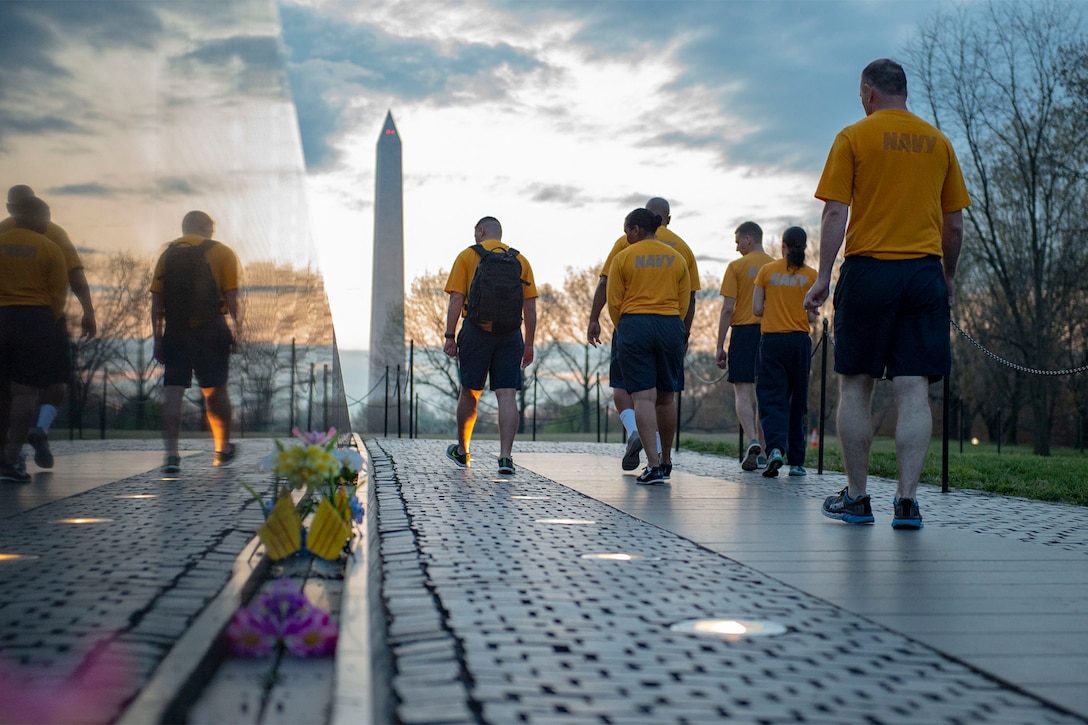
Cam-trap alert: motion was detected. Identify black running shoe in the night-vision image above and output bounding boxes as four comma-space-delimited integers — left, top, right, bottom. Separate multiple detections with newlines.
446, 443, 470, 468
27, 427, 53, 468
214, 443, 238, 466
498, 457, 515, 475
0, 463, 31, 483
621, 431, 643, 471
741, 442, 761, 471
821, 487, 875, 524
661, 462, 672, 480
892, 498, 924, 529
762, 448, 784, 478
635, 466, 665, 485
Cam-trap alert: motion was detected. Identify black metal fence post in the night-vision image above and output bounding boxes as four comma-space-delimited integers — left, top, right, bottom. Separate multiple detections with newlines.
396, 364, 402, 438
408, 340, 415, 439
818, 318, 828, 474
941, 375, 950, 493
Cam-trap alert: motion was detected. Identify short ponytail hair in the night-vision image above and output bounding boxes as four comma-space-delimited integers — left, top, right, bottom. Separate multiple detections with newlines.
625, 208, 662, 234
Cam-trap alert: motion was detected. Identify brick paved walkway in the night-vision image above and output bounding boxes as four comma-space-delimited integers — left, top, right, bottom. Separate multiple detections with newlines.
2, 437, 1087, 724
367, 438, 1088, 725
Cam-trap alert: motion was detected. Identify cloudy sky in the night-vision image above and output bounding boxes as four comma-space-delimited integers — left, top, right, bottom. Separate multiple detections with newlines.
1, 0, 962, 351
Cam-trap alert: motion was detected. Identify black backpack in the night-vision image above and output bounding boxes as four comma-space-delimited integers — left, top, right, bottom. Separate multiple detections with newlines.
465, 244, 527, 334
159, 239, 222, 327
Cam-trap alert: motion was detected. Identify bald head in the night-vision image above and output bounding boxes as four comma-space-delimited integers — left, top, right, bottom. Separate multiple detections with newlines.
645, 197, 670, 217
7, 185, 35, 204
645, 197, 672, 228
474, 216, 502, 241
11, 196, 50, 234
182, 210, 214, 236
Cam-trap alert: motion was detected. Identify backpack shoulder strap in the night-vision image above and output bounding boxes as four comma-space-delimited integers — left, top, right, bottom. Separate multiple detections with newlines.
471, 243, 488, 258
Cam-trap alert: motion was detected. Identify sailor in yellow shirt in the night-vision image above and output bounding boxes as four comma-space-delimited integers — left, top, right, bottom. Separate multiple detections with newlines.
716, 221, 774, 471
587, 197, 699, 472
606, 208, 690, 485
752, 227, 817, 478
442, 216, 538, 475
1, 185, 98, 469
0, 197, 67, 482
803, 59, 971, 529
150, 211, 243, 475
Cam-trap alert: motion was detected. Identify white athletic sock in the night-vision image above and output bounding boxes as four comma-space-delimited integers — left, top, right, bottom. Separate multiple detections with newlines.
36, 404, 58, 432
656, 432, 662, 457
619, 409, 637, 438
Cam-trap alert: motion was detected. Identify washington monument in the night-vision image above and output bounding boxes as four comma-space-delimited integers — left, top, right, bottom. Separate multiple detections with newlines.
367, 111, 405, 433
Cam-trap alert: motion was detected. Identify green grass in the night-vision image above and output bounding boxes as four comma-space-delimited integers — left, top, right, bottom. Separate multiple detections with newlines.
680, 435, 1088, 507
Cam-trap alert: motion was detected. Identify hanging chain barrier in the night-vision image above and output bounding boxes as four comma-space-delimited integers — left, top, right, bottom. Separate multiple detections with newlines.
951, 319, 1088, 377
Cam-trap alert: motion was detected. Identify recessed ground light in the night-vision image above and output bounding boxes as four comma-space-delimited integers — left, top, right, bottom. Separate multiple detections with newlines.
670, 618, 787, 640
511, 495, 548, 500
0, 554, 39, 563
535, 518, 595, 525
116, 494, 157, 499
580, 553, 647, 561
54, 518, 113, 525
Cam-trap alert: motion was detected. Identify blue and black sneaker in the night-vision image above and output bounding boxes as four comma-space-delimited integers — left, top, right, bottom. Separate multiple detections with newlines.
445, 444, 470, 468
762, 448, 784, 477
891, 498, 924, 529
821, 487, 875, 524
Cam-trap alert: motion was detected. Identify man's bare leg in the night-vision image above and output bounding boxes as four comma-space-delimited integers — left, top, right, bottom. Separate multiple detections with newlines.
893, 376, 931, 501
655, 391, 676, 465
733, 381, 763, 448
456, 387, 482, 455
495, 388, 517, 459
3, 383, 37, 466
631, 389, 660, 468
203, 385, 232, 454
837, 374, 875, 499
162, 385, 185, 459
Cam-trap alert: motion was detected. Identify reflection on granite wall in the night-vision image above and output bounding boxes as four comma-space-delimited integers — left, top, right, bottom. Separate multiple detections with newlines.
0, 0, 348, 435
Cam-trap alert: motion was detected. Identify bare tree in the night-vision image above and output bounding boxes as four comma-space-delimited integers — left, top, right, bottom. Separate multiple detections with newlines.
403, 270, 460, 408
908, 0, 1088, 454
536, 267, 611, 433
70, 251, 151, 431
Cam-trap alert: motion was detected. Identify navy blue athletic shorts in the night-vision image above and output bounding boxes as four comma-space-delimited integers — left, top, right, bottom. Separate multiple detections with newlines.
727, 324, 761, 383
162, 317, 232, 388
457, 321, 524, 391
44, 317, 72, 385
615, 314, 685, 394
833, 255, 950, 381
608, 330, 626, 391
0, 306, 57, 388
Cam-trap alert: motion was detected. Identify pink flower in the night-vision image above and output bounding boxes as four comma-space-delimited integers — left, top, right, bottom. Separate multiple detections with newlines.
255, 579, 313, 635
226, 608, 277, 657
282, 609, 339, 657
291, 427, 337, 445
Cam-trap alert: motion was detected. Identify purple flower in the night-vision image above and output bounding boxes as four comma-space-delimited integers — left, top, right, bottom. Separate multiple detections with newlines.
255, 580, 313, 635
282, 609, 339, 657
226, 608, 277, 657
292, 427, 337, 445
349, 497, 364, 524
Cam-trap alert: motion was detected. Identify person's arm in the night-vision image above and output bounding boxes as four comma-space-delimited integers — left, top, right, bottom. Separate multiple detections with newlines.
224, 288, 241, 352
68, 268, 96, 338
752, 286, 765, 318
941, 209, 964, 306
715, 297, 735, 369
151, 291, 166, 363
803, 200, 848, 313
443, 292, 464, 358
683, 291, 696, 333
521, 297, 536, 368
586, 275, 608, 347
